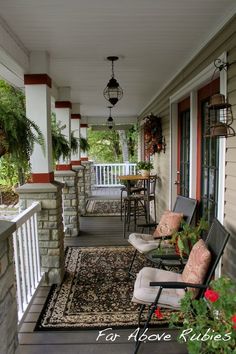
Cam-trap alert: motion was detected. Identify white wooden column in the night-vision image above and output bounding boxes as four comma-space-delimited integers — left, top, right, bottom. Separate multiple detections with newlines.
80, 123, 88, 161
71, 113, 81, 165
24, 74, 53, 183
55, 87, 72, 170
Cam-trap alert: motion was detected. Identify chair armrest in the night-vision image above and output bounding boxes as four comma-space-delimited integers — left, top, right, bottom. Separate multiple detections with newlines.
137, 222, 158, 228
149, 281, 208, 290
151, 254, 185, 260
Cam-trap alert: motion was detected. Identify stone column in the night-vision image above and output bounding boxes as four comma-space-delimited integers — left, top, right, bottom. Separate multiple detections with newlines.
0, 221, 18, 354
54, 171, 79, 237
81, 161, 94, 198
17, 183, 65, 285
73, 165, 86, 216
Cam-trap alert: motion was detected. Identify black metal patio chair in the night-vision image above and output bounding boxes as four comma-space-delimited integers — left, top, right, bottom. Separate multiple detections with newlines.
131, 218, 230, 354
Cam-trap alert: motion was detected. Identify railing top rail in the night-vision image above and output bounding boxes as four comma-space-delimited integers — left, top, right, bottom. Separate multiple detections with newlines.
12, 202, 41, 229
94, 163, 137, 166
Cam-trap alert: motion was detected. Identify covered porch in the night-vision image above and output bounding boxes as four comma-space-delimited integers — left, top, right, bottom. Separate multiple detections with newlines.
0, 1, 236, 354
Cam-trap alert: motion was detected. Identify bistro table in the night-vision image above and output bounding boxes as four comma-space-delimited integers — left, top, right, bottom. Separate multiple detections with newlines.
118, 174, 157, 236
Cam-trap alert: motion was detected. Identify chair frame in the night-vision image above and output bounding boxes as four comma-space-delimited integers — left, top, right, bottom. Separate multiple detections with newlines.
128, 195, 197, 276
132, 218, 230, 354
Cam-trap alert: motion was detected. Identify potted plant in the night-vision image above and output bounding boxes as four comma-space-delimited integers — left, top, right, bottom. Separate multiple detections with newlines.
51, 114, 70, 163
137, 161, 153, 177
171, 218, 208, 258
170, 276, 236, 354
79, 137, 90, 152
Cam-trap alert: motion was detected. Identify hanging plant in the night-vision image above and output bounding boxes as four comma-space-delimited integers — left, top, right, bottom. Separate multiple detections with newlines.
79, 137, 90, 152
0, 84, 44, 161
71, 131, 79, 154
51, 114, 70, 161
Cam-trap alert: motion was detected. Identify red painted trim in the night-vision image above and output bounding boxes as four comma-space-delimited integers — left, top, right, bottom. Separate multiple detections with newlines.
56, 164, 72, 171
80, 124, 88, 128
81, 157, 88, 161
71, 160, 81, 165
24, 74, 52, 88
55, 101, 72, 109
196, 78, 220, 201
31, 172, 54, 183
177, 97, 190, 195
71, 114, 81, 119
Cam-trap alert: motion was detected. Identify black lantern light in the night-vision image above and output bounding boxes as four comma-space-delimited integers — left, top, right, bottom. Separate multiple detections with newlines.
104, 56, 123, 106
106, 106, 114, 130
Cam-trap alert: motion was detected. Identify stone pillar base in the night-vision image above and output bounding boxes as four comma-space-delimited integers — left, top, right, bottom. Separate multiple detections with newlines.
54, 170, 79, 237
17, 182, 65, 285
0, 221, 18, 354
81, 161, 94, 198
72, 165, 86, 216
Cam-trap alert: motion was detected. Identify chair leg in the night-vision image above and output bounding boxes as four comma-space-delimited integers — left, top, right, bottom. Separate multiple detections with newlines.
133, 287, 163, 354
128, 249, 137, 277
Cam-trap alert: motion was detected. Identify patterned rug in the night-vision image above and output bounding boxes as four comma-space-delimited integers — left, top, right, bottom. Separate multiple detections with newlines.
35, 246, 177, 331
86, 199, 121, 216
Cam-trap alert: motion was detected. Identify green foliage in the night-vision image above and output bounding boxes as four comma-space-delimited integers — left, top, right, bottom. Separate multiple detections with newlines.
137, 161, 153, 170
0, 80, 44, 162
88, 126, 138, 163
170, 276, 236, 354
88, 128, 122, 162
51, 114, 70, 162
171, 218, 208, 258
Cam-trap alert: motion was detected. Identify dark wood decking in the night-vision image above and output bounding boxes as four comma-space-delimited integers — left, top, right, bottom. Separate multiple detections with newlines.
16, 215, 187, 354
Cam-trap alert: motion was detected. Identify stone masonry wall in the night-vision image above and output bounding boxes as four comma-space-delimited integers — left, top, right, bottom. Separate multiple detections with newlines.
17, 182, 65, 285
82, 161, 93, 197
0, 222, 18, 354
54, 170, 79, 237
73, 165, 86, 216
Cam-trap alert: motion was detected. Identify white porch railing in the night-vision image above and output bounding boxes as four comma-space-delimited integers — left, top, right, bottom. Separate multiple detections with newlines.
12, 202, 43, 322
94, 163, 137, 187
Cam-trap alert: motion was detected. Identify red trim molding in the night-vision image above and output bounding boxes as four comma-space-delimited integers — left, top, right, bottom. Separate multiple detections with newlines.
71, 114, 81, 119
31, 172, 54, 183
24, 74, 52, 88
81, 157, 88, 161
56, 164, 72, 171
71, 160, 81, 165
80, 124, 88, 128
55, 101, 72, 109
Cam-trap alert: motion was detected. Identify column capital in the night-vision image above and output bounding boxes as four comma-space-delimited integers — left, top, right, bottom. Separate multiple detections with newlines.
24, 74, 52, 88
55, 101, 72, 109
80, 123, 88, 128
71, 113, 81, 119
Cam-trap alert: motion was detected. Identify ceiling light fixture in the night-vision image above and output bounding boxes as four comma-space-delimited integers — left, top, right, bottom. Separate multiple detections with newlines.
106, 106, 114, 130
103, 56, 123, 106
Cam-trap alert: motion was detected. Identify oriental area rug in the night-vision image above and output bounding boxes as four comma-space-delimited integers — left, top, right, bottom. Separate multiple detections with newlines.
86, 199, 121, 216
35, 246, 176, 331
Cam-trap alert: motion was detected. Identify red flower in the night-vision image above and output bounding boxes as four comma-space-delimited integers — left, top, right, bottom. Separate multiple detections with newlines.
204, 289, 219, 302
232, 315, 236, 329
155, 307, 163, 319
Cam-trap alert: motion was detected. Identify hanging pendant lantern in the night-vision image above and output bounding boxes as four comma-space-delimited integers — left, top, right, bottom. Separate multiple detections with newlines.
104, 56, 123, 106
106, 106, 114, 130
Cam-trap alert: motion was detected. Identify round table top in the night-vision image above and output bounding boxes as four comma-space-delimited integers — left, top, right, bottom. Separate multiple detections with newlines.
118, 174, 156, 181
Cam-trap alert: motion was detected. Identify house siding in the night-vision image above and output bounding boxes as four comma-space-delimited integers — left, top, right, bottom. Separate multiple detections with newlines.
139, 15, 236, 280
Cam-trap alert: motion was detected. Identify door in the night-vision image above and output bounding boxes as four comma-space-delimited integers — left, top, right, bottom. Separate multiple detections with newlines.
177, 98, 190, 197
197, 79, 220, 223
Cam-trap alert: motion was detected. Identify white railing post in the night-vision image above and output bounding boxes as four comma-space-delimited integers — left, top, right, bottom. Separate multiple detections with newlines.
12, 202, 43, 322
93, 163, 137, 187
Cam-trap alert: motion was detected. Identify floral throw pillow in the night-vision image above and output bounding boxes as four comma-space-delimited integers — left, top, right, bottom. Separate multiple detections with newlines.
181, 239, 211, 296
153, 210, 183, 239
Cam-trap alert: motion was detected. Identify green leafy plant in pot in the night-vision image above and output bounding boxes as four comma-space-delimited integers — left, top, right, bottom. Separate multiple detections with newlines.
171, 218, 208, 258
137, 160, 153, 177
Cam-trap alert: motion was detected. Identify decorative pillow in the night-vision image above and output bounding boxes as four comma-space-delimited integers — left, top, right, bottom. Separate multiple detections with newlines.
153, 210, 183, 239
181, 239, 211, 296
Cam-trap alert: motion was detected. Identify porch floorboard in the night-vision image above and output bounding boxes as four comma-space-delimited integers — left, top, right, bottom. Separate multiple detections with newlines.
16, 215, 187, 354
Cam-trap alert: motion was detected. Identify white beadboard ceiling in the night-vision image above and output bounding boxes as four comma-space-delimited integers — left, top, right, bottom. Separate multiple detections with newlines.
0, 0, 235, 120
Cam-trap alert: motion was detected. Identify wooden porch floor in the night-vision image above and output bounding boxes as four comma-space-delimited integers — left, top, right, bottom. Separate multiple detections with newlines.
16, 215, 187, 354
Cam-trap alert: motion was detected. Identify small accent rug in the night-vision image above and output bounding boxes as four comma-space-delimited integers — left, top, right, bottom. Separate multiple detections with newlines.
35, 246, 177, 331
86, 199, 121, 216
